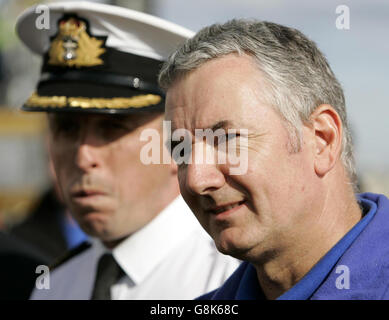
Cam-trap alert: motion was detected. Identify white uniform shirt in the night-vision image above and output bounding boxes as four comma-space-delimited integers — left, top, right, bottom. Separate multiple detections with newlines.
30, 196, 240, 299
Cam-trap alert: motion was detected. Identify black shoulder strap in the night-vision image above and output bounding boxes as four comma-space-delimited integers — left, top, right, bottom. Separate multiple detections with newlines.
49, 241, 92, 271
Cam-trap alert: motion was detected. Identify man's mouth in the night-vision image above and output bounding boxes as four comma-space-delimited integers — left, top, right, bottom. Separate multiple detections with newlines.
71, 190, 106, 198
207, 200, 246, 215
70, 188, 109, 206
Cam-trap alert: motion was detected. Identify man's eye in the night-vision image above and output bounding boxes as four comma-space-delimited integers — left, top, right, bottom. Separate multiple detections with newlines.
171, 139, 191, 165
217, 133, 239, 145
103, 122, 127, 130
53, 121, 79, 135
97, 122, 131, 139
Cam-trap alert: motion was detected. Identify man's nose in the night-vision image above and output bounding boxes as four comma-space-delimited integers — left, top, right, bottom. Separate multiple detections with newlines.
182, 142, 225, 195
74, 129, 102, 171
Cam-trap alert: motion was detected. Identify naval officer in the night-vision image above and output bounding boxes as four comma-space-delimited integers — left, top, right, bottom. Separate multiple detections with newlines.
17, 1, 239, 299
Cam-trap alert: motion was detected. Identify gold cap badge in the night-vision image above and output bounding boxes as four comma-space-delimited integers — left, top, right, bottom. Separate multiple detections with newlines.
48, 16, 106, 68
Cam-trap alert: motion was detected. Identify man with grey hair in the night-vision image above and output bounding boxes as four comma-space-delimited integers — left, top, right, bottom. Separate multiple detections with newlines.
159, 19, 389, 300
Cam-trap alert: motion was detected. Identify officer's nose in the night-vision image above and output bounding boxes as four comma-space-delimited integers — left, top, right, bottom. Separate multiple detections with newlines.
181, 141, 225, 196
74, 128, 102, 172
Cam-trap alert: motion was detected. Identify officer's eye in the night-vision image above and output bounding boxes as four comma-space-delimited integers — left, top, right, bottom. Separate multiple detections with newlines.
51, 118, 80, 137
102, 121, 127, 131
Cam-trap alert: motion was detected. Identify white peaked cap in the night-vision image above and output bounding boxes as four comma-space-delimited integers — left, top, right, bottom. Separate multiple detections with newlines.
16, 1, 194, 61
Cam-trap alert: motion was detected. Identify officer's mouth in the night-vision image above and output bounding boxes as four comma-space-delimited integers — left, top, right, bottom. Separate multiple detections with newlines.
70, 189, 108, 205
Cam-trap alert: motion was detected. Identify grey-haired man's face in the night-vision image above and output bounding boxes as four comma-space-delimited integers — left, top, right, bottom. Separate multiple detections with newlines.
165, 54, 320, 260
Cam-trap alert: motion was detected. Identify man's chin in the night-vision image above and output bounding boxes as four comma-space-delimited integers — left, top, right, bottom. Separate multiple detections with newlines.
78, 218, 129, 247
102, 236, 128, 249
214, 233, 251, 258
75, 212, 111, 237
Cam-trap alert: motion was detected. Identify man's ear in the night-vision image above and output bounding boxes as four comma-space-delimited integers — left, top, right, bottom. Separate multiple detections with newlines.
310, 104, 343, 177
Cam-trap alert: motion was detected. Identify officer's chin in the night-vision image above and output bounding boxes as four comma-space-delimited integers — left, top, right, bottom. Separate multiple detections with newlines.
102, 237, 127, 249
76, 212, 111, 237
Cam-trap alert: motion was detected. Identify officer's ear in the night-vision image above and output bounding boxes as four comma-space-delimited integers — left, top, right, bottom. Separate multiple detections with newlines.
310, 104, 343, 177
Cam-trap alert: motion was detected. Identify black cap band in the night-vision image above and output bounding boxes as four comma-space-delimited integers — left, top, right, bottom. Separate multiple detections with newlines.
38, 70, 165, 97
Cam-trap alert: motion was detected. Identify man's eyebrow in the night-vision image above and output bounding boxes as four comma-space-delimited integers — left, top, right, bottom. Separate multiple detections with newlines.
209, 120, 234, 131
169, 120, 234, 136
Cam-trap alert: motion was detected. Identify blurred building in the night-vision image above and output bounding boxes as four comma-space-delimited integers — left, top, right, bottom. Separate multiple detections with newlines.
0, 109, 48, 227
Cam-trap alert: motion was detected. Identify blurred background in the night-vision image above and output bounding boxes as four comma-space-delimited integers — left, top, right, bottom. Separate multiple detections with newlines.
0, 0, 388, 230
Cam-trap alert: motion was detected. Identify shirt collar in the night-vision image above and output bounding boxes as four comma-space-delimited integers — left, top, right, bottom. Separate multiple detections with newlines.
235, 263, 265, 299
110, 196, 199, 285
277, 195, 377, 300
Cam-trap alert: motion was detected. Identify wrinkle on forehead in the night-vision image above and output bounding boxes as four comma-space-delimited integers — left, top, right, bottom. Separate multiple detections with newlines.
165, 54, 271, 135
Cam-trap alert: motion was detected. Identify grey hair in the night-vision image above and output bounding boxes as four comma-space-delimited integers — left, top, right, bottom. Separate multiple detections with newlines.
159, 19, 358, 192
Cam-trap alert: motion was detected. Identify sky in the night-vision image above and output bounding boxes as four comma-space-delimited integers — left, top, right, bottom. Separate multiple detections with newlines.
148, 0, 389, 174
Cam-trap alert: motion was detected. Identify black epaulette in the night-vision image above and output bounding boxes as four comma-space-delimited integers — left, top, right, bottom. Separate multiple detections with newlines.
49, 241, 92, 271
